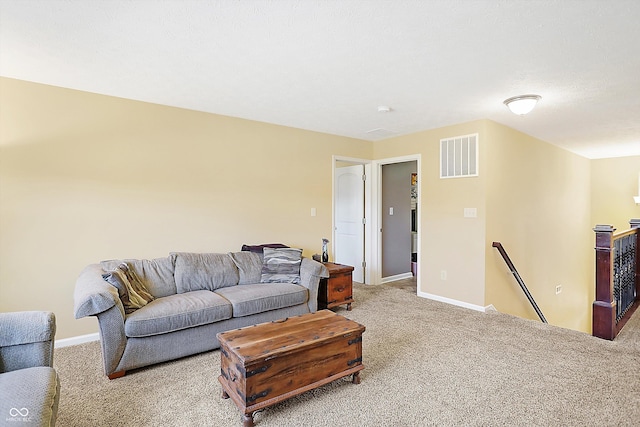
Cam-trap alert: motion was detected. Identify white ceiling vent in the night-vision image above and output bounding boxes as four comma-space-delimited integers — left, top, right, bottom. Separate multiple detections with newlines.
440, 134, 478, 178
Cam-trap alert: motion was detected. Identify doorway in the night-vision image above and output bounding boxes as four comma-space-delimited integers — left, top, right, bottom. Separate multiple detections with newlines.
381, 161, 418, 282
332, 157, 372, 284
332, 154, 420, 288
374, 154, 421, 291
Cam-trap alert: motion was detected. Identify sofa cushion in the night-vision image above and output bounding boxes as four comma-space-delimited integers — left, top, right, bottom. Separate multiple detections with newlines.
172, 252, 239, 293
101, 257, 176, 298
228, 251, 263, 285
214, 283, 308, 318
260, 247, 302, 284
124, 290, 232, 338
0, 367, 59, 426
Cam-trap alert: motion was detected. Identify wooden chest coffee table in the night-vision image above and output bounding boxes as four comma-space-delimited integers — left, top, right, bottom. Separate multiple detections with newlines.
217, 310, 365, 427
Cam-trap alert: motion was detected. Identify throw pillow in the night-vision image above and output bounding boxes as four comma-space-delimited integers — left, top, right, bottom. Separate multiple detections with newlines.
102, 268, 133, 311
260, 247, 302, 284
102, 264, 154, 314
241, 243, 289, 256
119, 263, 155, 304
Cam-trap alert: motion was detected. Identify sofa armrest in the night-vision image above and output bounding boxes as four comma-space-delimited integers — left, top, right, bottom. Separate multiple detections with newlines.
74, 264, 119, 318
0, 311, 56, 372
73, 264, 128, 376
95, 304, 127, 376
299, 258, 329, 313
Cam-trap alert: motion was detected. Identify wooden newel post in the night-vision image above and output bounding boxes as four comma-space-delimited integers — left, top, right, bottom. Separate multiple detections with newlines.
592, 224, 616, 340
630, 219, 640, 309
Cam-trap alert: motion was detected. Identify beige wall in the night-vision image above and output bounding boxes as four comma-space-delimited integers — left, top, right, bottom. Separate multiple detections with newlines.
375, 120, 594, 333
0, 78, 372, 339
591, 156, 640, 231
484, 121, 592, 332
2, 77, 636, 340
374, 121, 488, 307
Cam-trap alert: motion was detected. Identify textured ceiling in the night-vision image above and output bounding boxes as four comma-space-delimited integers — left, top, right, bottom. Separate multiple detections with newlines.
1, 0, 639, 159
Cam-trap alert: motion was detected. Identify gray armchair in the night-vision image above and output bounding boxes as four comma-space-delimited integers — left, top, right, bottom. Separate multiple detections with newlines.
0, 311, 60, 426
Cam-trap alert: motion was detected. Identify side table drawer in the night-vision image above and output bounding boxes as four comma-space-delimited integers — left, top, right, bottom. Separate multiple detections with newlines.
326, 274, 352, 302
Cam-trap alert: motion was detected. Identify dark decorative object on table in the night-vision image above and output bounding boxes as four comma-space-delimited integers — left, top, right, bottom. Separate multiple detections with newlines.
241, 243, 289, 253
322, 238, 329, 262
312, 254, 321, 262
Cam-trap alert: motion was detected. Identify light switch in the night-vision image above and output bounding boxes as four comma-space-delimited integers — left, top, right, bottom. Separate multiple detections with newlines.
389, 207, 394, 215
464, 208, 477, 218
311, 208, 317, 217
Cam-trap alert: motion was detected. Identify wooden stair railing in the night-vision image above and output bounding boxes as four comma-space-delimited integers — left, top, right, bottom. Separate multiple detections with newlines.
492, 242, 547, 323
592, 219, 640, 340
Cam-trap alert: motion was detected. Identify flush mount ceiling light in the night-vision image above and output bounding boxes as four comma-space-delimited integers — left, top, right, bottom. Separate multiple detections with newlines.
377, 105, 392, 113
503, 94, 541, 115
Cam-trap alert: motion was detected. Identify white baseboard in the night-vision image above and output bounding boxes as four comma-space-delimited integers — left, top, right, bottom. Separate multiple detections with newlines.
55, 332, 99, 348
381, 272, 414, 284
418, 291, 494, 313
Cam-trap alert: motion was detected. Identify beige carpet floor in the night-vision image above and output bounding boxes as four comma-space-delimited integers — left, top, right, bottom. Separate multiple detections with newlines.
54, 281, 640, 426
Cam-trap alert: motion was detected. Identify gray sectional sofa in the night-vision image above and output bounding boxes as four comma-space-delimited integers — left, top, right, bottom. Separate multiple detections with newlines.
73, 250, 329, 379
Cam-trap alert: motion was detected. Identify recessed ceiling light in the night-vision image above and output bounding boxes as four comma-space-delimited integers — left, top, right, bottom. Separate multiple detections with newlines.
377, 105, 392, 113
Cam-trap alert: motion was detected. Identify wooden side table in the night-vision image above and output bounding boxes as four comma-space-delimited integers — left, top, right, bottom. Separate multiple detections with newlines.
318, 262, 354, 311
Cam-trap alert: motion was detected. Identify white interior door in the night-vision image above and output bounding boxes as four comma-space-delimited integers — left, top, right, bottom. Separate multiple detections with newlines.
334, 164, 365, 282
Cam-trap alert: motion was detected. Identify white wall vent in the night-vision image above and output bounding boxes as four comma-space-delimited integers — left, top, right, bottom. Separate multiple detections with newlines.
440, 134, 478, 178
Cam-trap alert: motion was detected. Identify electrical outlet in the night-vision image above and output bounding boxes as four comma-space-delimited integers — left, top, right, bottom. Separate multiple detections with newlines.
440, 270, 447, 280
555, 285, 562, 294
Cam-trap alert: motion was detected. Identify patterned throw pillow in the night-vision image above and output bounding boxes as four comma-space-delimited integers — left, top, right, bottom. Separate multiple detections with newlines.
260, 247, 302, 284
103, 263, 155, 314
119, 263, 155, 303
102, 268, 133, 312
